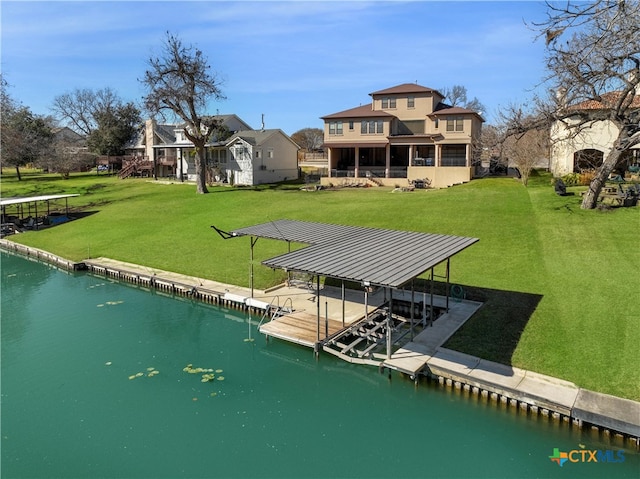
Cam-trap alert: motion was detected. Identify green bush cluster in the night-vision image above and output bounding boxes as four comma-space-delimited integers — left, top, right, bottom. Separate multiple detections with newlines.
560, 172, 581, 186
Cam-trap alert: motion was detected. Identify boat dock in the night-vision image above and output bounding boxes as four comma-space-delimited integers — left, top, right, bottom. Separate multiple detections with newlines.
2, 241, 638, 447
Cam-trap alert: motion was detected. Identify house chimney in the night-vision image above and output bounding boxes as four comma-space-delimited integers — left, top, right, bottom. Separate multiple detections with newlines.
555, 87, 568, 108
145, 119, 157, 160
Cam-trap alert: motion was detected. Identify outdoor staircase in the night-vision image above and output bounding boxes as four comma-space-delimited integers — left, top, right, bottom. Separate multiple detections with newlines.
118, 159, 154, 179
118, 162, 137, 179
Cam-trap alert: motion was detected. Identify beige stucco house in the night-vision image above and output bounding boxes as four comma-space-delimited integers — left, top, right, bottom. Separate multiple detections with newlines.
550, 92, 640, 177
321, 83, 484, 188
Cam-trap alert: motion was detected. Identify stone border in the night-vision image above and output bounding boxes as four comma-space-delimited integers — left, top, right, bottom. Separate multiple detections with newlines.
2, 239, 638, 449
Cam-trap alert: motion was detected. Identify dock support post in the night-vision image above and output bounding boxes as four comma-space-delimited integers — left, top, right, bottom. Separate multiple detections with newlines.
410, 280, 415, 340
364, 286, 369, 322
325, 301, 328, 338
316, 275, 321, 342
341, 281, 345, 327
429, 268, 434, 327
445, 258, 450, 312
250, 236, 258, 298
386, 288, 393, 359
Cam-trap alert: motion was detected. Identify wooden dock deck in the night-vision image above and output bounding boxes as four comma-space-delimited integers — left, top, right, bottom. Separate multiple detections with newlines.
259, 311, 349, 349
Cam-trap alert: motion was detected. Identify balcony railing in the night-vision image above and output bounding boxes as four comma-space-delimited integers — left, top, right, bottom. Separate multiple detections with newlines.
329, 167, 407, 178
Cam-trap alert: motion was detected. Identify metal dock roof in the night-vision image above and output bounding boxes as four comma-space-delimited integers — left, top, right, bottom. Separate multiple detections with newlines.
0, 194, 80, 207
230, 220, 478, 289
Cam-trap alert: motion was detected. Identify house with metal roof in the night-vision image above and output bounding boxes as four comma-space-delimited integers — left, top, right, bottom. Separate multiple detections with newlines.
321, 83, 484, 188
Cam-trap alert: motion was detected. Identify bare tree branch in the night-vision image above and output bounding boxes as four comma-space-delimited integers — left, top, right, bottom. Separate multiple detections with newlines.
141, 32, 226, 193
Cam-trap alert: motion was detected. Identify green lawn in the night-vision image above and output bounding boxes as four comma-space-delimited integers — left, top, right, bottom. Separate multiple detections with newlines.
2, 171, 639, 400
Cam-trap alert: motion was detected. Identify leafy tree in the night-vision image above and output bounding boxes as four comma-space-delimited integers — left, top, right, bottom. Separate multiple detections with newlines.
530, 0, 640, 209
1, 80, 54, 180
87, 102, 141, 156
291, 127, 323, 152
141, 32, 226, 194
51, 88, 140, 157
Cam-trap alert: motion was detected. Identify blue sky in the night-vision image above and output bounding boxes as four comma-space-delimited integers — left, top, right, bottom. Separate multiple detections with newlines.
1, 1, 550, 134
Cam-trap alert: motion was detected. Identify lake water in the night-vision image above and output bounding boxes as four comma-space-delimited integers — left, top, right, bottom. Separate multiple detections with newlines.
1, 251, 638, 479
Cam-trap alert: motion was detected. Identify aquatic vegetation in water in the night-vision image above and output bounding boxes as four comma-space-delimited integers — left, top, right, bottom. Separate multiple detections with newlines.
183, 364, 224, 388
127, 367, 159, 380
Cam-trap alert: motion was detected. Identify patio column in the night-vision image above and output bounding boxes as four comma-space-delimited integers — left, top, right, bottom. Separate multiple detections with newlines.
386, 288, 393, 359
465, 144, 470, 167
385, 144, 391, 178
354, 147, 360, 178
435, 144, 441, 167
327, 148, 333, 178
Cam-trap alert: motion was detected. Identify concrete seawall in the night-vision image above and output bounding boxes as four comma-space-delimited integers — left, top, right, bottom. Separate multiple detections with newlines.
2, 239, 638, 449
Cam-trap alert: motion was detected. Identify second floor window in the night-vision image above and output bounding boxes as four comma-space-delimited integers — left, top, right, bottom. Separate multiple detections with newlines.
361, 120, 384, 134
446, 117, 464, 132
407, 96, 415, 108
382, 97, 396, 109
329, 121, 343, 135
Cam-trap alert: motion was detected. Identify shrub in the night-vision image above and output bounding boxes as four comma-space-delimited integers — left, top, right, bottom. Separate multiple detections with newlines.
560, 172, 581, 186
579, 170, 596, 185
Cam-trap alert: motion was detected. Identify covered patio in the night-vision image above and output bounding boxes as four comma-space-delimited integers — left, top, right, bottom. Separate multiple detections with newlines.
215, 220, 479, 362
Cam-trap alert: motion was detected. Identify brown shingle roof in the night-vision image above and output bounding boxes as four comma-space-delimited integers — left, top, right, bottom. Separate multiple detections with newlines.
370, 83, 443, 97
321, 104, 396, 120
428, 103, 484, 121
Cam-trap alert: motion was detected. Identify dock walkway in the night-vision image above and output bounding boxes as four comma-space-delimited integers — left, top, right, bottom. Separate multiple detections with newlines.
1, 245, 637, 444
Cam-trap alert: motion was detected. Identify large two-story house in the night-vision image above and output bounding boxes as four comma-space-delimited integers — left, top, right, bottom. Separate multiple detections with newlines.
550, 91, 640, 177
321, 83, 484, 188
125, 115, 299, 185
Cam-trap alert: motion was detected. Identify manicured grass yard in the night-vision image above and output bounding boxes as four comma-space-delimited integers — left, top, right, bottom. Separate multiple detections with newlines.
2, 170, 639, 401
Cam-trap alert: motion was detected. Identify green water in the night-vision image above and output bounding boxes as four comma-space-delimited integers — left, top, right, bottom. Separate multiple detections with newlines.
1, 251, 638, 479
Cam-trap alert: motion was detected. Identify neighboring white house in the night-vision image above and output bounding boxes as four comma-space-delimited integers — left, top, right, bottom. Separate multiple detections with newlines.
222, 129, 300, 185
125, 115, 252, 179
550, 92, 640, 176
124, 116, 299, 185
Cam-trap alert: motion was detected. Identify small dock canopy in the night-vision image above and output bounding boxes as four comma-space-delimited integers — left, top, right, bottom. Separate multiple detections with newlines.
1, 194, 80, 232
227, 219, 478, 289
0, 194, 80, 208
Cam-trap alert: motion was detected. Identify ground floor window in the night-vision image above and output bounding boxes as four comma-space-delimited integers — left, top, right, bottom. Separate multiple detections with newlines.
390, 146, 409, 167
441, 145, 467, 166
358, 147, 386, 167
